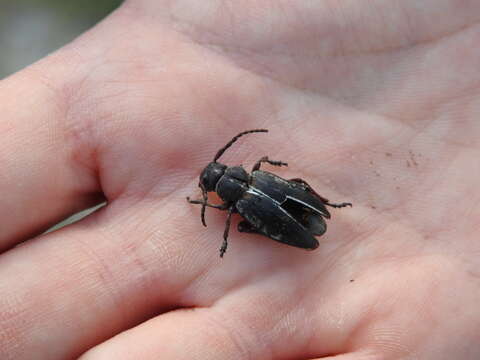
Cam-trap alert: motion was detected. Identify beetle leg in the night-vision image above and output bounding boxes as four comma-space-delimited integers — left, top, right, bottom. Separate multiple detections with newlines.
219, 205, 235, 258
289, 178, 352, 208
252, 156, 288, 172
186, 197, 230, 210
325, 201, 352, 208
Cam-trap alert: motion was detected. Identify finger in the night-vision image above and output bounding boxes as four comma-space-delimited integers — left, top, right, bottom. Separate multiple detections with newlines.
0, 192, 222, 360
78, 309, 252, 360
0, 49, 102, 251
79, 289, 366, 360
79, 302, 315, 360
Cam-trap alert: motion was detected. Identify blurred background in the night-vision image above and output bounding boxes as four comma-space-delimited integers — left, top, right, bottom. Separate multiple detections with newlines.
0, 0, 123, 79
0, 0, 124, 228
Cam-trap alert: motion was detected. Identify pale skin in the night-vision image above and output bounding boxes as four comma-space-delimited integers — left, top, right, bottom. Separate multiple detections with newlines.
1, 0, 479, 359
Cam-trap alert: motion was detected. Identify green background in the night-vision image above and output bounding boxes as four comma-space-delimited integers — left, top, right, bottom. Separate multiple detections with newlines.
0, 0, 123, 79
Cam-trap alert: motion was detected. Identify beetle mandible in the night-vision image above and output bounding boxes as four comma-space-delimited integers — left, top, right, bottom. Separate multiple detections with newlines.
187, 129, 352, 257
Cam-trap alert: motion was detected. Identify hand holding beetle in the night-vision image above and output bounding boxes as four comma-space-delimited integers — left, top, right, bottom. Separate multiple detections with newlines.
1, 1, 479, 359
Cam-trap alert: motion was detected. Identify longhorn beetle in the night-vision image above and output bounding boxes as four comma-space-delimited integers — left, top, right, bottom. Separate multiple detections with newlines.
187, 129, 351, 257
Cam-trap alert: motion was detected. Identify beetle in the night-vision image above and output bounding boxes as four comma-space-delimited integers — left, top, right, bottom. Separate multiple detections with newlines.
187, 129, 351, 257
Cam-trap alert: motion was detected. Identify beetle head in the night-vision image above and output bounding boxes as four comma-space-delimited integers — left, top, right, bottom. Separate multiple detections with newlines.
196, 162, 226, 227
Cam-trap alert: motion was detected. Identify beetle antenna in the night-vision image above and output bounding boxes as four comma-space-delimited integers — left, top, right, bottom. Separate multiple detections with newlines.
213, 129, 268, 162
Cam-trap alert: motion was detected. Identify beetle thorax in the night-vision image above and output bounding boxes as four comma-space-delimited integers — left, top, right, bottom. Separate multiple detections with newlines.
216, 166, 249, 202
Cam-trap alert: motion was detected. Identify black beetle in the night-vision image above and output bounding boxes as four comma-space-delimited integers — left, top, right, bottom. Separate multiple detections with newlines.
187, 129, 351, 257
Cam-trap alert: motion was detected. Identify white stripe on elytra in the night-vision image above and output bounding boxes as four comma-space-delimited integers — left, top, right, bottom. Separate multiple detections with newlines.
285, 195, 326, 216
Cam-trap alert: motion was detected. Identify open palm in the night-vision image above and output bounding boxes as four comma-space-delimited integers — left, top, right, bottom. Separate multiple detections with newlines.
1, 1, 479, 359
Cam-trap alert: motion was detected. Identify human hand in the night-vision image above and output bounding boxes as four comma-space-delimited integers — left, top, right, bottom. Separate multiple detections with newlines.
1, 1, 479, 359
